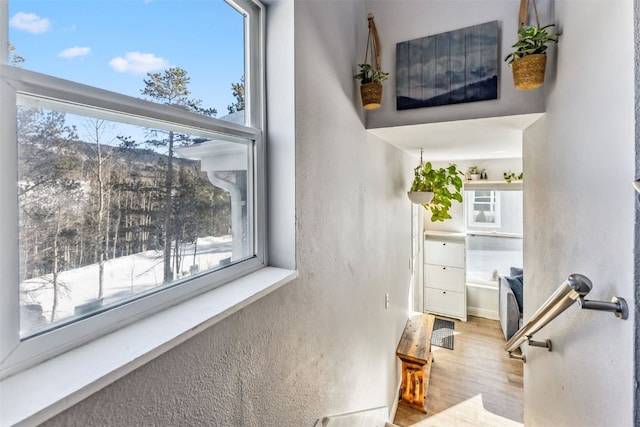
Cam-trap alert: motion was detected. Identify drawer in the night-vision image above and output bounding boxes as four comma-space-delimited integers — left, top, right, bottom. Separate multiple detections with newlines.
424, 287, 465, 318
425, 264, 465, 292
425, 240, 464, 267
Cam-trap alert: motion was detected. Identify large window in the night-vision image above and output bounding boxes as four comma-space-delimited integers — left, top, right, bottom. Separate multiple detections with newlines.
1, 0, 265, 378
466, 190, 522, 284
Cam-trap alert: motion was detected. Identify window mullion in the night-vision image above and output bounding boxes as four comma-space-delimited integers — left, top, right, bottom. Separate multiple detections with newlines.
1, 65, 261, 141
0, 75, 20, 365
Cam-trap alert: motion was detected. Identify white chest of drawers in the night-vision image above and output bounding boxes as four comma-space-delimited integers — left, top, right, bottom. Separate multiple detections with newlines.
424, 233, 467, 321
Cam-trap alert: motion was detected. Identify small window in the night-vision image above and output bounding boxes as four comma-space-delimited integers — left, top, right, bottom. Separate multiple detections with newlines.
467, 190, 500, 228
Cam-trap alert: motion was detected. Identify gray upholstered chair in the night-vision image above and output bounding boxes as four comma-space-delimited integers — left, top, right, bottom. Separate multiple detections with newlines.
499, 274, 523, 341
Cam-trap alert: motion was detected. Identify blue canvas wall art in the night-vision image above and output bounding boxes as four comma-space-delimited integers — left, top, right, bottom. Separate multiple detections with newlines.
396, 21, 499, 110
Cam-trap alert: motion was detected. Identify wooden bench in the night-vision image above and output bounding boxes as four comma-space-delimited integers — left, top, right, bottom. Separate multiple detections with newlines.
395, 313, 435, 413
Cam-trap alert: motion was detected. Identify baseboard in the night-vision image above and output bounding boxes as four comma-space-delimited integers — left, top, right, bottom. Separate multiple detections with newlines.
389, 377, 402, 423
468, 306, 499, 320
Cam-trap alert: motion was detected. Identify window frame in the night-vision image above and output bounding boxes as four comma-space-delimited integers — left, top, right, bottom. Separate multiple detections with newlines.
0, 0, 267, 380
466, 189, 501, 229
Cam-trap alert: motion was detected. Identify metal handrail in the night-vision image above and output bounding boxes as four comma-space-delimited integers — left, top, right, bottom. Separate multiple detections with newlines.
505, 274, 628, 355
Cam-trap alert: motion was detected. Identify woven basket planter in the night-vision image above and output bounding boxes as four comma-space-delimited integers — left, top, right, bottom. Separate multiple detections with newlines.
511, 54, 547, 90
360, 82, 383, 110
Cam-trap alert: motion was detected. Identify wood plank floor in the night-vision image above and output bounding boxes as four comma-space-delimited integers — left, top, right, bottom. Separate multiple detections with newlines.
393, 315, 523, 427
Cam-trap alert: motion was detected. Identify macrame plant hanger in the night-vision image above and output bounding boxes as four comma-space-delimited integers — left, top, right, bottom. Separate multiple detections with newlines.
518, 0, 541, 29
360, 13, 384, 110
364, 13, 381, 76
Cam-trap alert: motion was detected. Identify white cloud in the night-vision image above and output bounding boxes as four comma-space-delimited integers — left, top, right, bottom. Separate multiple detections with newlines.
59, 46, 91, 59
10, 12, 51, 34
108, 52, 170, 75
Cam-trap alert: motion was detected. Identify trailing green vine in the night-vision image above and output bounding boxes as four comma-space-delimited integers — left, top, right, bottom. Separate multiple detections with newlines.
411, 162, 463, 222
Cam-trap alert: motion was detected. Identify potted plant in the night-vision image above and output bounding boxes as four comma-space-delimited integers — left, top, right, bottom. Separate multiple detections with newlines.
409, 161, 464, 222
467, 166, 480, 180
504, 24, 558, 90
408, 162, 435, 205
503, 171, 523, 183
354, 63, 389, 110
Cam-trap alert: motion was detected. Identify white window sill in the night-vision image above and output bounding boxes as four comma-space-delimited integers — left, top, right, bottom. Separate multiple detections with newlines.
466, 281, 499, 290
0, 267, 297, 427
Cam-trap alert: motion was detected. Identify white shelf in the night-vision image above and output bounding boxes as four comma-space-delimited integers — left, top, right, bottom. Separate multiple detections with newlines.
463, 179, 523, 190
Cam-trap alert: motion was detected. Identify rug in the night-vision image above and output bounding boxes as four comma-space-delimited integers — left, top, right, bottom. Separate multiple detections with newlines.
431, 318, 455, 350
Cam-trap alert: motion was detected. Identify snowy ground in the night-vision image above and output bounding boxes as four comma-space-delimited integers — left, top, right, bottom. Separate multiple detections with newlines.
20, 235, 232, 335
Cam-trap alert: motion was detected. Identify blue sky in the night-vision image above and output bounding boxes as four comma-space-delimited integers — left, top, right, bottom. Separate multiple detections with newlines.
9, 0, 245, 117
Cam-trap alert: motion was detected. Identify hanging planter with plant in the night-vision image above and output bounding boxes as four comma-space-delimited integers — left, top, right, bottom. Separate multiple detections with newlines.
505, 0, 558, 90
354, 13, 389, 110
408, 149, 464, 222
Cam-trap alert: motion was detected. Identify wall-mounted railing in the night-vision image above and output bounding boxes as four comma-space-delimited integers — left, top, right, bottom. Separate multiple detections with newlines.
314, 406, 389, 426
505, 274, 628, 362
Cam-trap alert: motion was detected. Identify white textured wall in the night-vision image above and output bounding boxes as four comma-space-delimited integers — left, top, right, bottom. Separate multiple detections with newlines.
523, 1, 635, 426
41, 0, 414, 425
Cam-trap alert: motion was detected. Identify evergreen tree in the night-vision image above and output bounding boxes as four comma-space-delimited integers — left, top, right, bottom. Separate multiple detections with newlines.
140, 67, 216, 283
9, 42, 25, 66
227, 77, 245, 114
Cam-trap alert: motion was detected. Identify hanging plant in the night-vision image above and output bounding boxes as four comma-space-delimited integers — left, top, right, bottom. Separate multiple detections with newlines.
354, 13, 389, 110
353, 63, 389, 84
408, 150, 464, 222
505, 0, 558, 90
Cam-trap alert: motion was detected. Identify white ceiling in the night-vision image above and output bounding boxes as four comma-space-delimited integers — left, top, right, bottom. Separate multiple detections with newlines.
368, 113, 544, 161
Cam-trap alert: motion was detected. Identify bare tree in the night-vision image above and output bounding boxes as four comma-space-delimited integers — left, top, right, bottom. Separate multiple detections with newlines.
82, 118, 116, 299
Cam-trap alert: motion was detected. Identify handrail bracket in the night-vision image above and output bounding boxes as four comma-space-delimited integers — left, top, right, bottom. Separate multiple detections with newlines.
509, 351, 526, 363
527, 335, 552, 351
578, 296, 628, 320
